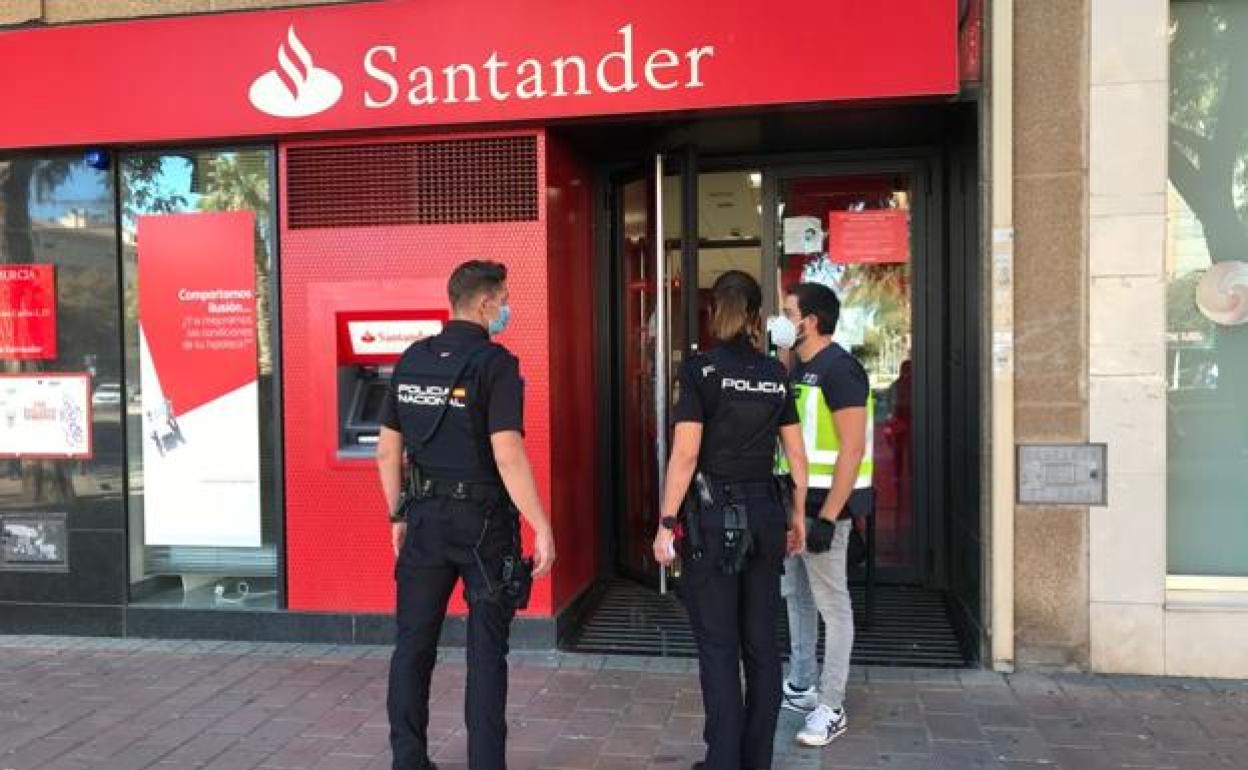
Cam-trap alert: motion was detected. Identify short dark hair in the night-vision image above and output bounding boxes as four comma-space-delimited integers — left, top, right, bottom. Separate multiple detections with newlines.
448, 260, 507, 310
787, 282, 840, 335
710, 270, 762, 341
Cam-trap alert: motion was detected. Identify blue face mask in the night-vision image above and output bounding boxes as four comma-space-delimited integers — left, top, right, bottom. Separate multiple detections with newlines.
488, 303, 511, 336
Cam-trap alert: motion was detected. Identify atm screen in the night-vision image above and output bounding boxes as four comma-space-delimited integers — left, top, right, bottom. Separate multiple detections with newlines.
356, 381, 389, 424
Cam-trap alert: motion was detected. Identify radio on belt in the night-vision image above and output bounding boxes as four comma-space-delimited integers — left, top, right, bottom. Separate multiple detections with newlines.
334, 310, 447, 459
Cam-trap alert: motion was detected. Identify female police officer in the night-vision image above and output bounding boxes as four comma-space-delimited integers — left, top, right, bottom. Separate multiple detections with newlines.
652, 270, 808, 770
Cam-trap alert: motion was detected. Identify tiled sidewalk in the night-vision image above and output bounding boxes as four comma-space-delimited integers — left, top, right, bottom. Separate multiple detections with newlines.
2, 637, 1247, 770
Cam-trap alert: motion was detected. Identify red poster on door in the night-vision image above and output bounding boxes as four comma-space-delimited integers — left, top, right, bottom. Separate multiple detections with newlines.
0, 264, 56, 360
827, 210, 910, 265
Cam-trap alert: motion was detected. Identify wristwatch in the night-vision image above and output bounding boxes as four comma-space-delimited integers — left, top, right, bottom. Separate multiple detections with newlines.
659, 516, 678, 531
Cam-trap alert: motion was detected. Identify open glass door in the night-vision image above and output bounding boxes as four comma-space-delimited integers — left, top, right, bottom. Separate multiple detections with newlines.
614, 157, 686, 589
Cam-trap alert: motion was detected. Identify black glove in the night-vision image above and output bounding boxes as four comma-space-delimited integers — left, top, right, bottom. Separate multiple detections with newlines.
805, 516, 837, 554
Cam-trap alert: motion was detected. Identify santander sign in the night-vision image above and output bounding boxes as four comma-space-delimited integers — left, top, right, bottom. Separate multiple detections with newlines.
249, 24, 713, 118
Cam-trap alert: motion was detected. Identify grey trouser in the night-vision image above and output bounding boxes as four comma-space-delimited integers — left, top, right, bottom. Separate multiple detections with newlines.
782, 517, 853, 710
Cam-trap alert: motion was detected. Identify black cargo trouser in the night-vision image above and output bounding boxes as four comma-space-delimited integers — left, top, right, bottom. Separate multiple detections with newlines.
680, 494, 787, 770
388, 495, 518, 770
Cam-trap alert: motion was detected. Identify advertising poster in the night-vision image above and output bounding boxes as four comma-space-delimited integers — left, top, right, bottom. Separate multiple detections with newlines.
0, 264, 56, 360
137, 211, 262, 547
0, 374, 91, 458
827, 210, 910, 265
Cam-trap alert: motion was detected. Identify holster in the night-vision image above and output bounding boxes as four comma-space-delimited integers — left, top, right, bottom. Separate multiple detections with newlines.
719, 496, 754, 575
390, 464, 424, 523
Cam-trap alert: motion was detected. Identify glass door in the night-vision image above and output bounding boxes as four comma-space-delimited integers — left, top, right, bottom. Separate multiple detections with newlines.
770, 169, 923, 580
614, 158, 687, 588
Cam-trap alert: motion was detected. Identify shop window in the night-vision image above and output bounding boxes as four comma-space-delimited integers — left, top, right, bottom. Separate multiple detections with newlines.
120, 148, 280, 608
1167, 2, 1248, 577
0, 156, 122, 592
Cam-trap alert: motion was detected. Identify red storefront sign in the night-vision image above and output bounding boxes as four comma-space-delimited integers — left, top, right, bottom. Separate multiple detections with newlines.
0, 264, 56, 360
827, 210, 911, 264
0, 0, 958, 149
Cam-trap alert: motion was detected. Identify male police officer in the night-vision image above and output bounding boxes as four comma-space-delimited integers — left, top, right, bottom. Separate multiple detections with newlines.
770, 282, 871, 748
376, 260, 556, 770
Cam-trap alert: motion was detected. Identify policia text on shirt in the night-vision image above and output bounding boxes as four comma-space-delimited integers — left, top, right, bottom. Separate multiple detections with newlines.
375, 260, 555, 770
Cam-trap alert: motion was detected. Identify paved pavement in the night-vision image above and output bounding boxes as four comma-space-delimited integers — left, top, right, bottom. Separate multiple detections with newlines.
2, 637, 1248, 770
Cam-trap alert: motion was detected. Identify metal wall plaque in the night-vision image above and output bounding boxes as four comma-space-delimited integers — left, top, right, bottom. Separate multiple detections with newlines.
0, 512, 69, 572
1017, 443, 1108, 506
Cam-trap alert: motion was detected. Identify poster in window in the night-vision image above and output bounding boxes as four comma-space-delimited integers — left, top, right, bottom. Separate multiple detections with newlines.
827, 210, 910, 264
0, 264, 56, 360
137, 211, 262, 548
0, 373, 91, 458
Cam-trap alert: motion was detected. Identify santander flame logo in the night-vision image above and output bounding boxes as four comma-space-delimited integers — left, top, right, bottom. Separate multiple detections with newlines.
248, 26, 342, 118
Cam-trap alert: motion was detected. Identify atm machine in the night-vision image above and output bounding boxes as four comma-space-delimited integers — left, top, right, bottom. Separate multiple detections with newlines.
335, 310, 447, 458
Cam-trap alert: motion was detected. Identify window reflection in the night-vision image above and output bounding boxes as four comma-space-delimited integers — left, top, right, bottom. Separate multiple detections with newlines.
1167, 2, 1248, 577
0, 157, 120, 519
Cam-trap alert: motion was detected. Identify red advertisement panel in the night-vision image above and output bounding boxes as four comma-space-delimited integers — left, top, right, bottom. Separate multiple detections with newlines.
0, 264, 56, 360
0, 0, 958, 149
827, 210, 911, 265
137, 211, 262, 548
137, 212, 258, 416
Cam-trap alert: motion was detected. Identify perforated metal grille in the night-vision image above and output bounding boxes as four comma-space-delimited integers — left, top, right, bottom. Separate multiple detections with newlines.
286, 136, 539, 228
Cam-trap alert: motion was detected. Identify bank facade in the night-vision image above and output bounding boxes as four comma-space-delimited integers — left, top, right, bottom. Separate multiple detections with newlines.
0, 0, 1244, 678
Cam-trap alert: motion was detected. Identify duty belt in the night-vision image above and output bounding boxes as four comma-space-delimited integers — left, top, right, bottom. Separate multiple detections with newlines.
713, 478, 781, 501
415, 477, 507, 505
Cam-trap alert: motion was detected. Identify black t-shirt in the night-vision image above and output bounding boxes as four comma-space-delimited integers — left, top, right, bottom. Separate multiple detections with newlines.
379, 321, 524, 481
672, 336, 799, 480
791, 342, 869, 413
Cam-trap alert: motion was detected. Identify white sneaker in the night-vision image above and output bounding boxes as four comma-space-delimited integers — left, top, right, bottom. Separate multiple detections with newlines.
781, 680, 818, 713
795, 704, 848, 747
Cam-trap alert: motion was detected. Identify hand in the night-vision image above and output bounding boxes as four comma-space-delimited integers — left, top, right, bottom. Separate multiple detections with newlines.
391, 521, 407, 557
653, 526, 677, 566
532, 525, 556, 578
805, 516, 837, 554
787, 511, 806, 557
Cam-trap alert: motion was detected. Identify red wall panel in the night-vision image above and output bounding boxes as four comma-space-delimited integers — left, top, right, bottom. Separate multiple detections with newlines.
544, 136, 599, 612
280, 130, 553, 616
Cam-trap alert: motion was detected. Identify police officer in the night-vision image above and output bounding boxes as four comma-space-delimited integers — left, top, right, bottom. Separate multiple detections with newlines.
652, 270, 808, 770
376, 260, 556, 770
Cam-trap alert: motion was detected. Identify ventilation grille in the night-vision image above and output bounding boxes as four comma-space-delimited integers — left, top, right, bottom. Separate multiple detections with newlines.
286, 136, 539, 228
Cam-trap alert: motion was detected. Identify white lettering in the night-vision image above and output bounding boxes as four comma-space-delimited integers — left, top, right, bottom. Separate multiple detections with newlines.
644, 48, 680, 90
721, 378, 786, 395
363, 45, 399, 108
484, 52, 510, 100
596, 24, 638, 94
442, 63, 481, 104
354, 26, 714, 108
685, 45, 714, 87
515, 58, 546, 99
407, 66, 437, 105
552, 55, 591, 96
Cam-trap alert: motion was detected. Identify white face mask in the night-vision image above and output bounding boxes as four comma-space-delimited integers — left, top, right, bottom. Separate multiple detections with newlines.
766, 315, 797, 349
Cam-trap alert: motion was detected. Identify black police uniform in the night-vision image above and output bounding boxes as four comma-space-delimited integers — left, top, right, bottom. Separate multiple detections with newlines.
673, 334, 799, 770
379, 320, 525, 770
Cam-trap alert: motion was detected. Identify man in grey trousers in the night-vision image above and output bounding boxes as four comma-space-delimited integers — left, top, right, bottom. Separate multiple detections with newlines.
771, 282, 872, 748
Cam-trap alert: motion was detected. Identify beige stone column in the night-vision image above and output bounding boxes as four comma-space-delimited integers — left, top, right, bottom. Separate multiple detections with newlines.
1086, 0, 1169, 674
1011, 0, 1091, 669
